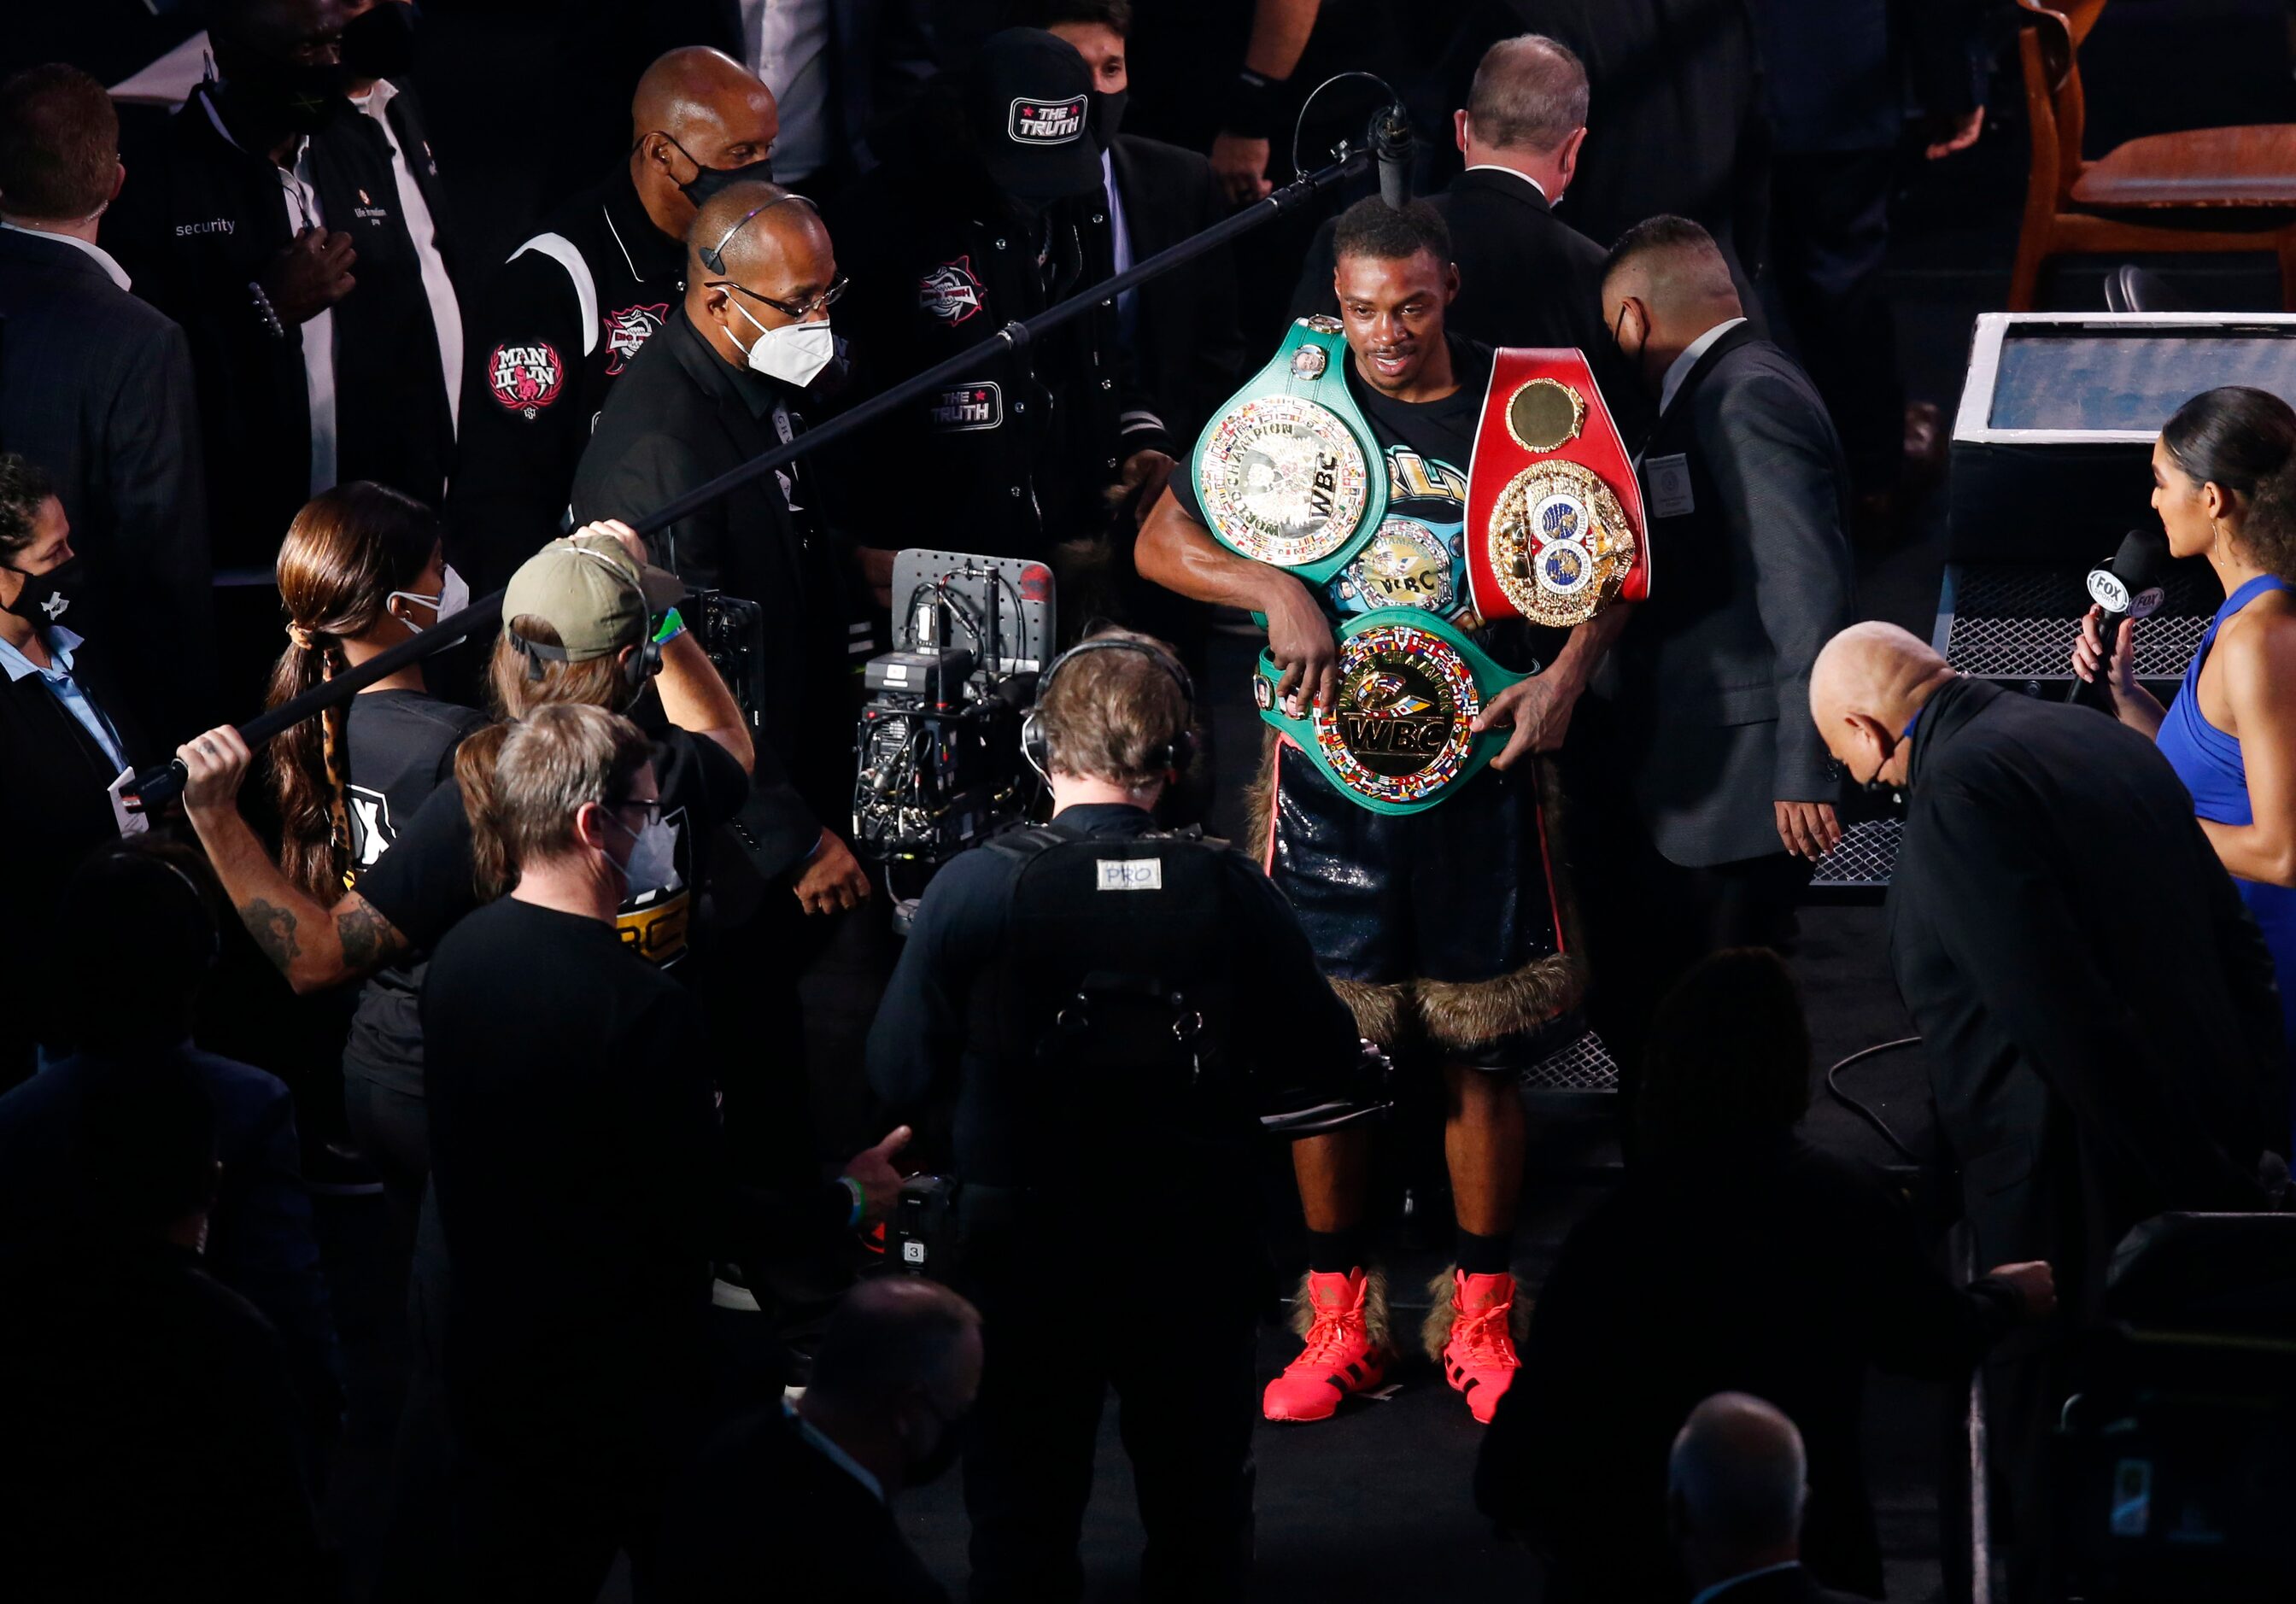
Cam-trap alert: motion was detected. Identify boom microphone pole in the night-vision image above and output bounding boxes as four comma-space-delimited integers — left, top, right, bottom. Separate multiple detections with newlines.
127, 138, 1377, 808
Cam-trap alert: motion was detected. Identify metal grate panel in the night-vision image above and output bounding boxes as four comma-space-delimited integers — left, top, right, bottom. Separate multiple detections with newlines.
1809, 817, 1902, 889
1943, 564, 2212, 682
1520, 1028, 1618, 1093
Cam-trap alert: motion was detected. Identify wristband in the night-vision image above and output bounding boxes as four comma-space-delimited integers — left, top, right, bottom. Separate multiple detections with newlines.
839, 1174, 865, 1229
248, 281, 285, 341
1221, 69, 1284, 140
651, 606, 686, 646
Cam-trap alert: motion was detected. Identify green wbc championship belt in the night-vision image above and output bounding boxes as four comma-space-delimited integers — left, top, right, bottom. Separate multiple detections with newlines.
1252, 609, 1527, 815
1192, 316, 1386, 582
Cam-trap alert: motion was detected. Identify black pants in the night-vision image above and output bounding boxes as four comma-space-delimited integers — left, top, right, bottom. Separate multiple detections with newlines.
958, 1230, 1258, 1604
447, 1423, 675, 1604
1771, 148, 1902, 496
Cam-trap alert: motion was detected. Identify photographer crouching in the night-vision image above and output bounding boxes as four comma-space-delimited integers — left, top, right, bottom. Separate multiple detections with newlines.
866, 629, 1374, 1603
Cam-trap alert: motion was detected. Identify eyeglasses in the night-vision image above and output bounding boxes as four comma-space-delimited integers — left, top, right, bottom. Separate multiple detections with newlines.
710, 270, 848, 323
613, 797, 665, 828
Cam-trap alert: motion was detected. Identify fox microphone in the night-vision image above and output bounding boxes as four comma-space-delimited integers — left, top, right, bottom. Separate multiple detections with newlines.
2069, 527, 2170, 713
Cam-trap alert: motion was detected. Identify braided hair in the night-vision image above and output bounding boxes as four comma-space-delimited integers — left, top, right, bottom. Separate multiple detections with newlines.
264, 483, 439, 901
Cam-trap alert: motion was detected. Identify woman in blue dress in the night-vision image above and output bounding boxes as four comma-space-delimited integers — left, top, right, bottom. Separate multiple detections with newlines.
2073, 385, 2296, 1153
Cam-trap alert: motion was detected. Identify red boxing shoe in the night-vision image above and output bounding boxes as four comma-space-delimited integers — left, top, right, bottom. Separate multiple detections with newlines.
1426, 1267, 1524, 1425
1262, 1267, 1391, 1423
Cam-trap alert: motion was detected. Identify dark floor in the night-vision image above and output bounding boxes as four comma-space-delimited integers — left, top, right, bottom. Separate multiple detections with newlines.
274, 2, 2296, 1599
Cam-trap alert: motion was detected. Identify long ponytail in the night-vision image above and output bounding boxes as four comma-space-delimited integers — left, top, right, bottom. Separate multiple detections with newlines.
265, 483, 441, 901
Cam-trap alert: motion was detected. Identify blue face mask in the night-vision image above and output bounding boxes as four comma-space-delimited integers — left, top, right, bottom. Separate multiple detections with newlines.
604, 809, 681, 900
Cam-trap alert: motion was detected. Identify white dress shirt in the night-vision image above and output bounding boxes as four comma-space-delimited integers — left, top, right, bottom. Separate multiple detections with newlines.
355, 79, 464, 432
0, 220, 133, 290
198, 85, 337, 497
1462, 162, 1549, 202
743, 0, 834, 181
1659, 315, 1748, 419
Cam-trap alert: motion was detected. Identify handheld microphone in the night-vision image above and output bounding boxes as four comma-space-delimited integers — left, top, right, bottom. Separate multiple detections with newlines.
1372, 103, 1413, 210
2069, 527, 2170, 712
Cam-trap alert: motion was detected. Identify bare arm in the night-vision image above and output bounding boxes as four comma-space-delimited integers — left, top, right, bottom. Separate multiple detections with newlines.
1473, 603, 1635, 768
1242, 0, 1320, 78
176, 726, 409, 993
2198, 611, 2296, 887
654, 629, 755, 776
1136, 486, 1340, 709
2072, 608, 2168, 738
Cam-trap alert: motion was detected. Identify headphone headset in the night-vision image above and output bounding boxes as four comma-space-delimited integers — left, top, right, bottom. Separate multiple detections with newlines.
1021, 636, 1198, 782
507, 543, 662, 694
698, 192, 819, 278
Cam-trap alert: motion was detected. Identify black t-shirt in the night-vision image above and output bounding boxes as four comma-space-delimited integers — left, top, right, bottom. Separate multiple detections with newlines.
1174, 336, 1557, 670
356, 713, 750, 974
340, 689, 490, 1097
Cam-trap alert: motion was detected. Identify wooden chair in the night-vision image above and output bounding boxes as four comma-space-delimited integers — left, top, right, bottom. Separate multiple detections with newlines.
2011, 0, 2296, 310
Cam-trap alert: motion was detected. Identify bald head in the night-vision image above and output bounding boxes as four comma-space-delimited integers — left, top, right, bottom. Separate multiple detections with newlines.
809, 1277, 983, 1415
1669, 1393, 1807, 1555
1601, 215, 1742, 394
688, 179, 839, 373
629, 48, 777, 240
1809, 621, 1955, 790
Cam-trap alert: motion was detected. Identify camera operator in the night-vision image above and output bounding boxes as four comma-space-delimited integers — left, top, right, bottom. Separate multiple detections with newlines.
865, 629, 1366, 1603
419, 702, 908, 1597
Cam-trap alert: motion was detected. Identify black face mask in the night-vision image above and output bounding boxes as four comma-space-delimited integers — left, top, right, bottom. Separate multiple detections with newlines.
342, 1, 419, 81
3, 555, 85, 625
665, 136, 775, 208
230, 56, 351, 134
1091, 87, 1128, 150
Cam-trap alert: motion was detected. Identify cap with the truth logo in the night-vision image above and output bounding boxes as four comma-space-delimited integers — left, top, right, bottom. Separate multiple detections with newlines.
969, 28, 1103, 201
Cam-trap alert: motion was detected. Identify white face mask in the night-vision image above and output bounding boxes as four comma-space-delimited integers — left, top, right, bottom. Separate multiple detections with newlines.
729, 302, 835, 389
388, 563, 470, 632
605, 811, 682, 900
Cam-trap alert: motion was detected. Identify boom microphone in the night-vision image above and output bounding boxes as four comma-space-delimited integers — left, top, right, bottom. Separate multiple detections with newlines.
2069, 527, 2170, 713
1373, 102, 1413, 210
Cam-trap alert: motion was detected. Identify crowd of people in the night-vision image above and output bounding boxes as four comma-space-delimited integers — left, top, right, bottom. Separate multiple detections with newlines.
1, 2, 2292, 1601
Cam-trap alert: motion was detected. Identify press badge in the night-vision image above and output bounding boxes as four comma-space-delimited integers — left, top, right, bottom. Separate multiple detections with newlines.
108, 768, 150, 837
1096, 858, 1163, 891
1645, 454, 1695, 518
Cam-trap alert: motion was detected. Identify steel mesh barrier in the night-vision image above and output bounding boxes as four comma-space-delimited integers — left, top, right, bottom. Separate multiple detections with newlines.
1944, 564, 2213, 682
1809, 817, 1902, 889
1520, 1028, 1619, 1093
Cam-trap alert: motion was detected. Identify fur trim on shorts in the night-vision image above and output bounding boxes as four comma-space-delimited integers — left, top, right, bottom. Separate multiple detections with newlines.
1243, 725, 1281, 871
1414, 952, 1588, 1053
1332, 977, 1412, 1047
1287, 1266, 1390, 1353
1420, 1265, 1534, 1362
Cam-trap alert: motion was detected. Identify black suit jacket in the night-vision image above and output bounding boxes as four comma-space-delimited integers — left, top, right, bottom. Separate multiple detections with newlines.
1478, 1133, 2022, 1602
1442, 0, 1769, 296
1109, 132, 1245, 449
1288, 166, 1649, 438
568, 308, 848, 843
1889, 676, 2285, 1324
0, 227, 213, 743
1607, 322, 1852, 867
656, 1408, 949, 1603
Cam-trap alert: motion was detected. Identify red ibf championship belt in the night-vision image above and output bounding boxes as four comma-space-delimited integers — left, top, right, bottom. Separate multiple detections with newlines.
1464, 349, 1649, 627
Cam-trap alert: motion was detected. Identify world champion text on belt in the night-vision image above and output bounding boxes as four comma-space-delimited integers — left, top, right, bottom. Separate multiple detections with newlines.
1191, 317, 1388, 582
1462, 348, 1650, 627
1253, 609, 1527, 816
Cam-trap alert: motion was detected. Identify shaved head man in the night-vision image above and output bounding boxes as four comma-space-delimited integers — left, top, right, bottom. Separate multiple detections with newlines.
629, 46, 779, 243
1807, 622, 1957, 793
686, 179, 840, 383
1601, 214, 1744, 398
1666, 1393, 1847, 1602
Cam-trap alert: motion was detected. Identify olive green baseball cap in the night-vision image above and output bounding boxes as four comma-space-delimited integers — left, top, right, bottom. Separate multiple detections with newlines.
502, 530, 685, 662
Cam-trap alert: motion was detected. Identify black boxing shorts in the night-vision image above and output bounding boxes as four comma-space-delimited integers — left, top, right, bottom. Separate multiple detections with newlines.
1249, 733, 1584, 1071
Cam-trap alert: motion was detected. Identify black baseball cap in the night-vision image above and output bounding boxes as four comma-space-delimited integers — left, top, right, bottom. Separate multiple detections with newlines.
969, 29, 1102, 202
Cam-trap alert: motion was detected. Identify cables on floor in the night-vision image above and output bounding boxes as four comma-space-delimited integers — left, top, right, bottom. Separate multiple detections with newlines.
1824, 1036, 1924, 1164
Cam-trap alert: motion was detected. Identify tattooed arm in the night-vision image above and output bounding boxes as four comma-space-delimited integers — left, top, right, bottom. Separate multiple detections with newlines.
176, 726, 411, 993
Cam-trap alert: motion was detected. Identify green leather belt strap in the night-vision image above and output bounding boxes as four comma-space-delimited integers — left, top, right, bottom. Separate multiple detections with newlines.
1190, 316, 1387, 583
1252, 607, 1526, 816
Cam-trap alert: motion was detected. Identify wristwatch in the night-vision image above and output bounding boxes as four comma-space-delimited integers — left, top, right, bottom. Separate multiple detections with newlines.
1192, 316, 1386, 583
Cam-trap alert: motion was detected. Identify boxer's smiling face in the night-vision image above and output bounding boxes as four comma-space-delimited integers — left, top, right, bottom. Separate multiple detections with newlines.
1333, 248, 1458, 400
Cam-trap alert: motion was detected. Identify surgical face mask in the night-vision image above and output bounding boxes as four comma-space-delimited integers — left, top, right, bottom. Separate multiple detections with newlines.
728, 302, 836, 389
605, 810, 682, 900
386, 563, 468, 632
3, 554, 85, 624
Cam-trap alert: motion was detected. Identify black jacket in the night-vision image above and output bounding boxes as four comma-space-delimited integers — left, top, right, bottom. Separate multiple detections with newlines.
1442, 0, 1769, 296
1478, 1133, 2024, 1603
1289, 167, 1646, 438
1605, 322, 1853, 867
1888, 676, 2285, 1323
0, 226, 213, 744
1107, 132, 1245, 449
658, 1408, 948, 1603
447, 166, 686, 594
104, 83, 454, 566
828, 124, 1173, 559
569, 307, 856, 834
